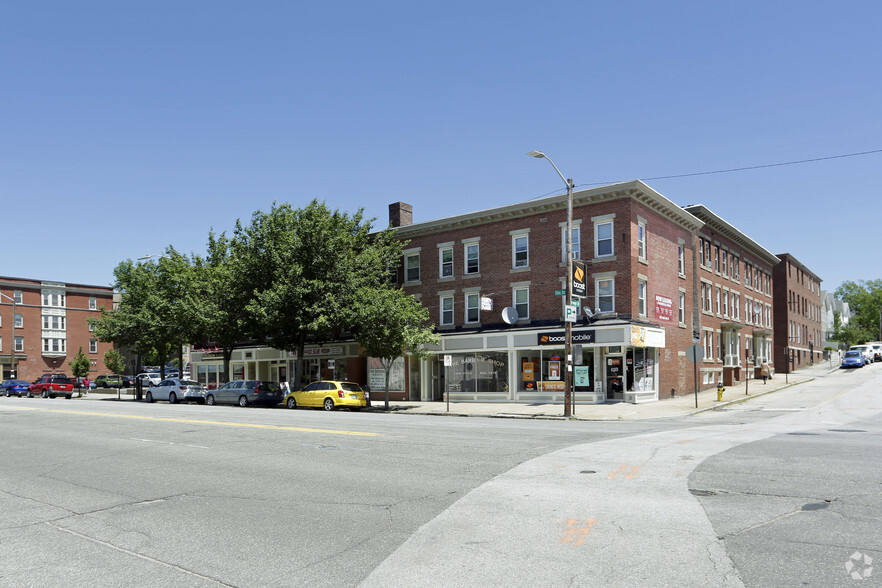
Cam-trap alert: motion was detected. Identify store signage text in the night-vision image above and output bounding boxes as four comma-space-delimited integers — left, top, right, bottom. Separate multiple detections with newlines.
537, 330, 595, 345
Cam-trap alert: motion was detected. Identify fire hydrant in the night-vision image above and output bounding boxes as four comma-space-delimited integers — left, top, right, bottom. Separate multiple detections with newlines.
716, 381, 724, 401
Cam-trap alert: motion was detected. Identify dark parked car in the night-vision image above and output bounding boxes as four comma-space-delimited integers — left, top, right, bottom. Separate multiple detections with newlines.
205, 380, 282, 407
28, 375, 75, 398
1, 379, 31, 397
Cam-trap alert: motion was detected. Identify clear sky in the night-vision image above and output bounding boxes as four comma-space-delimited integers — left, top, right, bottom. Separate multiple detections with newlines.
4, 1, 879, 293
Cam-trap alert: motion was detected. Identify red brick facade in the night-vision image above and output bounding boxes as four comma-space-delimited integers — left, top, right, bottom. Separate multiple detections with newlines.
0, 277, 115, 382
772, 253, 823, 370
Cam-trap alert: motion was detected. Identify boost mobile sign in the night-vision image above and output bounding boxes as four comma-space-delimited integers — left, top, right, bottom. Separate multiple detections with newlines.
537, 330, 595, 345
572, 260, 587, 298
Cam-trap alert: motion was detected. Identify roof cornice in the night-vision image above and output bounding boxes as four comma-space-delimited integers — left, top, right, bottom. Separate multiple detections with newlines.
683, 204, 780, 266
393, 180, 704, 238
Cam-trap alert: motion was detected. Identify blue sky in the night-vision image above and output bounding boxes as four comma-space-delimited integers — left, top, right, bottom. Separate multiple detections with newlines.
4, 1, 879, 293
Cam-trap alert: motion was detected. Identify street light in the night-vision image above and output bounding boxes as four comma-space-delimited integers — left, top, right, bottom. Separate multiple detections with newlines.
528, 150, 575, 417
0, 290, 18, 379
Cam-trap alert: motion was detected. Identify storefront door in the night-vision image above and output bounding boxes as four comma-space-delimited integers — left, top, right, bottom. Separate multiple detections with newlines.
605, 355, 624, 400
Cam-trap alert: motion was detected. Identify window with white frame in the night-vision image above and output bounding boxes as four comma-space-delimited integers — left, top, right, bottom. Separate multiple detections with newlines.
90, 338, 98, 353
465, 292, 480, 323
678, 291, 686, 324
43, 338, 66, 353
595, 220, 614, 257
13, 290, 22, 304
440, 295, 454, 326
42, 291, 66, 307
637, 279, 647, 316
0, 336, 2, 352
404, 252, 420, 283
704, 330, 713, 360
89, 321, 94, 332
89, 296, 97, 310
637, 219, 647, 260
723, 290, 729, 317
596, 278, 614, 312
513, 287, 529, 320
464, 242, 480, 275
678, 243, 685, 276
715, 287, 721, 315
14, 313, 22, 328
439, 246, 454, 278
512, 233, 529, 268
15, 336, 24, 352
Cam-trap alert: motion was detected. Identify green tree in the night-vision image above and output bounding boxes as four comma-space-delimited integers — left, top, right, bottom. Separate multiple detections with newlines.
352, 286, 439, 410
834, 280, 882, 344
104, 349, 126, 375
68, 347, 91, 391
189, 230, 255, 382
233, 200, 402, 385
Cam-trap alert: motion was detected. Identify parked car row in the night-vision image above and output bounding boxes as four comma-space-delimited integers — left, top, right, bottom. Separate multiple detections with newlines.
1, 376, 369, 412
840, 343, 882, 369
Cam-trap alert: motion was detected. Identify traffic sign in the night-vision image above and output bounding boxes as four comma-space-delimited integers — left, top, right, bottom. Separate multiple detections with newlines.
686, 344, 704, 363
554, 289, 565, 296
565, 305, 578, 323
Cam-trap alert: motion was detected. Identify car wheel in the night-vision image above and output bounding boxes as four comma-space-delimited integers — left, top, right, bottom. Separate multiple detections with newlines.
323, 398, 334, 411
146, 391, 154, 403
168, 392, 177, 404
238, 395, 248, 407
205, 394, 215, 406
286, 397, 297, 409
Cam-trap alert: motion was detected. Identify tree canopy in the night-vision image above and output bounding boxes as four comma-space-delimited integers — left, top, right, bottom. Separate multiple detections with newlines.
834, 279, 882, 346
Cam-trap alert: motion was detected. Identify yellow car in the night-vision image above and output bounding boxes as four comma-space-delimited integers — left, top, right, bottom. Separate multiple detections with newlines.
284, 381, 367, 411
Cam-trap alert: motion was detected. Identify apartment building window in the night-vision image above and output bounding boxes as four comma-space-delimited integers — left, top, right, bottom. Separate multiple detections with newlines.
42, 292, 65, 307
440, 295, 454, 326
678, 291, 686, 324
90, 338, 98, 353
43, 338, 66, 353
13, 290, 22, 304
513, 287, 529, 320
596, 278, 614, 312
439, 246, 454, 278
15, 336, 24, 352
89, 296, 97, 310
14, 313, 22, 328
465, 292, 480, 323
465, 242, 480, 275
637, 279, 647, 316
700, 283, 706, 312
404, 252, 420, 283
677, 243, 685, 276
637, 220, 647, 261
723, 290, 729, 318
714, 246, 720, 272
733, 257, 740, 280
512, 233, 529, 268
561, 224, 581, 262
42, 315, 66, 330
704, 330, 713, 361
721, 251, 728, 276
715, 287, 721, 315
594, 220, 614, 257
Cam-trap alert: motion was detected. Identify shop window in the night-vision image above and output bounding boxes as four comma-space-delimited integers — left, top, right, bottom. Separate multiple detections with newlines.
443, 352, 508, 394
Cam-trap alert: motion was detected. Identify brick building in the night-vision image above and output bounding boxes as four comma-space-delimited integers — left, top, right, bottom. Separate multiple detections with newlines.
0, 277, 114, 381
772, 253, 823, 371
683, 206, 779, 386
393, 180, 715, 404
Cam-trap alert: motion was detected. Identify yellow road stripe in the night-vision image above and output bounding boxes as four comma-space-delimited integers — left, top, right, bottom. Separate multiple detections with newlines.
2, 406, 380, 437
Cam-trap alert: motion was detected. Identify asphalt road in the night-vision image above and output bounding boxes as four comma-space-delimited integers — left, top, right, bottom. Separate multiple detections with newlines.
0, 365, 879, 587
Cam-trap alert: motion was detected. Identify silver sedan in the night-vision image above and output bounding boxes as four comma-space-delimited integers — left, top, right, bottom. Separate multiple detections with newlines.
145, 378, 207, 404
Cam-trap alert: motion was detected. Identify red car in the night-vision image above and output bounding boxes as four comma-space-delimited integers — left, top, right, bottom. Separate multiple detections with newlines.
28, 374, 75, 399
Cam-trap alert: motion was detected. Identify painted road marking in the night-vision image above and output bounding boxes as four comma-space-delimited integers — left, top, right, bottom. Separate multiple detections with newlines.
4, 406, 380, 437
607, 465, 641, 479
561, 519, 596, 546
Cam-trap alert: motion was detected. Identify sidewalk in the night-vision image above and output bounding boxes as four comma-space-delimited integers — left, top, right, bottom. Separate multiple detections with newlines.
369, 360, 841, 421
80, 360, 840, 421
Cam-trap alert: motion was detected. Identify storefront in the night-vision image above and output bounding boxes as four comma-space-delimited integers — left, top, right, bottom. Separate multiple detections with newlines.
421, 321, 664, 404
190, 342, 365, 389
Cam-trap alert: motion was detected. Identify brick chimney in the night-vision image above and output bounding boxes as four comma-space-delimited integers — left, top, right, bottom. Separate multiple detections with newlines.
389, 202, 413, 227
